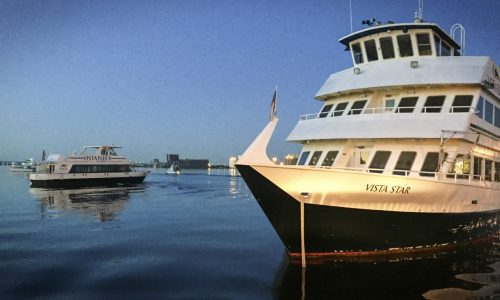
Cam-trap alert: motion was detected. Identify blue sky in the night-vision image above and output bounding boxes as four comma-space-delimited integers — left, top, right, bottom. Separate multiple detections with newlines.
1, 0, 499, 164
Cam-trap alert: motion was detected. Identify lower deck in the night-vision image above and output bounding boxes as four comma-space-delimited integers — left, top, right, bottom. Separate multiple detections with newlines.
295, 138, 500, 188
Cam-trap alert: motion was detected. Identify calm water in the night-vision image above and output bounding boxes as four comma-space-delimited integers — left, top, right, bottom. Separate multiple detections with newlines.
0, 166, 498, 299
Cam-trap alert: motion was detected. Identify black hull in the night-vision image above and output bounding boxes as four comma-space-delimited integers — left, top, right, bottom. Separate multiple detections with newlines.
236, 165, 500, 256
30, 176, 146, 189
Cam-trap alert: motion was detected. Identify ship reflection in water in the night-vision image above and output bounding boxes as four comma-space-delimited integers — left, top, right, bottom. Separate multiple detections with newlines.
275, 240, 500, 300
29, 186, 146, 221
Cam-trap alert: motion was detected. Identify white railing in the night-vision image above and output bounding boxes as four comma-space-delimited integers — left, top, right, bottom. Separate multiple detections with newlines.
299, 106, 477, 121
301, 164, 494, 185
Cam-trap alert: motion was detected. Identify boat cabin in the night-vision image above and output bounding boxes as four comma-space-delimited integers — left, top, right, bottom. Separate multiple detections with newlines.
340, 22, 462, 66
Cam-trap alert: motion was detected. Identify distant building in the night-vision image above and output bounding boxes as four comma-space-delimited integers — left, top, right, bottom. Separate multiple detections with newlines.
284, 154, 299, 165
166, 154, 209, 169
166, 154, 180, 167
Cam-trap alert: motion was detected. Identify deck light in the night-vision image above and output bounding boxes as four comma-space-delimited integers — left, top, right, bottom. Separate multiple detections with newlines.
353, 67, 361, 74
411, 60, 419, 68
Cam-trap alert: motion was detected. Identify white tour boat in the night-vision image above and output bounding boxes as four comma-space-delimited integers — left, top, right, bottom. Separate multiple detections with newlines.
236, 10, 499, 257
29, 145, 149, 188
10, 158, 36, 172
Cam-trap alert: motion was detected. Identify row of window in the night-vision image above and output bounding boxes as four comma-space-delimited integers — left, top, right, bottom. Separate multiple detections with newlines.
69, 164, 132, 173
351, 32, 458, 64
298, 149, 500, 181
318, 94, 475, 118
476, 96, 500, 128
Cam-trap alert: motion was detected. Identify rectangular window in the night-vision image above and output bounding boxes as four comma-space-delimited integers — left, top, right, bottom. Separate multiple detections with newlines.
385, 99, 395, 112
380, 37, 395, 59
495, 106, 500, 128
485, 159, 492, 181
420, 152, 440, 177
364, 39, 378, 62
416, 33, 432, 56
484, 100, 494, 124
348, 100, 367, 115
321, 151, 339, 167
397, 97, 418, 113
319, 104, 333, 118
308, 151, 322, 166
476, 96, 484, 119
369, 151, 391, 173
450, 95, 473, 113
434, 35, 441, 56
441, 42, 451, 56
447, 154, 470, 179
397, 34, 413, 57
495, 161, 500, 182
333, 102, 348, 117
473, 157, 482, 180
393, 151, 417, 176
422, 95, 445, 113
297, 151, 310, 165
352, 42, 364, 64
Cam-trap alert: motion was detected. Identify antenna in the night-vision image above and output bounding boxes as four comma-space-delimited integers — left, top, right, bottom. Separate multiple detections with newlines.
414, 0, 424, 23
349, 0, 353, 32
451, 23, 466, 55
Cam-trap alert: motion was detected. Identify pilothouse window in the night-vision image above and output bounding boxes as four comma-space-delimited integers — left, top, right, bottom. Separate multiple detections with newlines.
397, 34, 413, 57
380, 37, 395, 59
416, 33, 432, 56
352, 43, 364, 64
364, 39, 378, 62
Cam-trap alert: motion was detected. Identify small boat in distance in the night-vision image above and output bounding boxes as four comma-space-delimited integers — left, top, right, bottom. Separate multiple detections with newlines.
236, 6, 499, 257
29, 145, 149, 188
9, 158, 36, 172
166, 162, 181, 175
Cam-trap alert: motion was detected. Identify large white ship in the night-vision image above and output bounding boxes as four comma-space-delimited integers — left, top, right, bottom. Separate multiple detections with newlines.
29, 145, 149, 188
236, 10, 499, 257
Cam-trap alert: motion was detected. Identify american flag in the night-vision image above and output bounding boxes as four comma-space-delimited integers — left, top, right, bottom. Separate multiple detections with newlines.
270, 88, 277, 121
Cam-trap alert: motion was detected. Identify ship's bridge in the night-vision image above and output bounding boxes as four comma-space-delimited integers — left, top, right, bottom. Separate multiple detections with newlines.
341, 22, 461, 67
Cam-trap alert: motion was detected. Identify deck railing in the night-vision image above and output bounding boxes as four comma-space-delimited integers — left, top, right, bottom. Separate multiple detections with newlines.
300, 106, 477, 121
303, 165, 494, 185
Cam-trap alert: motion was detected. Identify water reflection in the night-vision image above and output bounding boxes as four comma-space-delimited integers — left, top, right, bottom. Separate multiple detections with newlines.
275, 241, 500, 300
29, 186, 145, 221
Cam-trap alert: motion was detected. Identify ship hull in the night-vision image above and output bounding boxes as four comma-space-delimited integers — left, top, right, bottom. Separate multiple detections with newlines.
236, 164, 500, 256
29, 173, 147, 188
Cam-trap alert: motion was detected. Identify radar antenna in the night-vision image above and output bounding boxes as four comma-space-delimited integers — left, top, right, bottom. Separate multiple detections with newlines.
451, 23, 466, 55
414, 0, 424, 23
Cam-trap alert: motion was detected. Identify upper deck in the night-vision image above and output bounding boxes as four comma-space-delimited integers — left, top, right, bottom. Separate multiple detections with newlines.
316, 21, 500, 100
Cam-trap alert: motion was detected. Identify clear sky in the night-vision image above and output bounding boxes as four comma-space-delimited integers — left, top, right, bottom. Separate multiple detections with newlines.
1, 0, 499, 164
